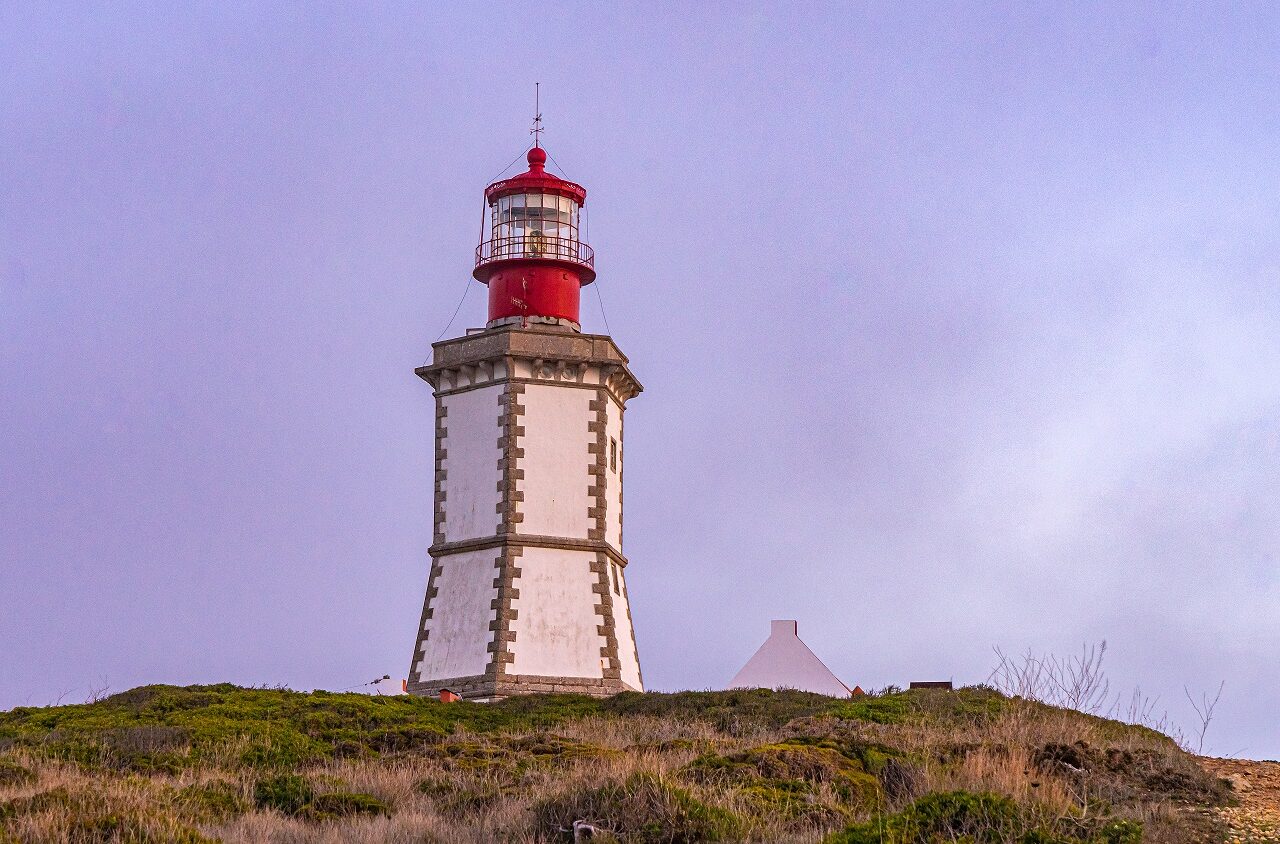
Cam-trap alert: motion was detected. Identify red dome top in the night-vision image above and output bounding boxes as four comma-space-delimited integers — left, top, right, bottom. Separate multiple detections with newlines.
484, 146, 587, 206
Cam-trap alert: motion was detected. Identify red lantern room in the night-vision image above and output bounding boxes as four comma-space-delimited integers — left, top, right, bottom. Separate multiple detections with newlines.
474, 145, 595, 329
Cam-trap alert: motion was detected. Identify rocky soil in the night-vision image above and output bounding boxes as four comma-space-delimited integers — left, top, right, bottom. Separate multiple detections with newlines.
1201, 757, 1280, 843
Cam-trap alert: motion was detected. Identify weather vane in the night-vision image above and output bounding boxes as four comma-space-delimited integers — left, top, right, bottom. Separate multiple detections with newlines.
531, 82, 543, 148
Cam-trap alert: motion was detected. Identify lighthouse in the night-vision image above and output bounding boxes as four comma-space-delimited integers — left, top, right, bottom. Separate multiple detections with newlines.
406, 139, 644, 700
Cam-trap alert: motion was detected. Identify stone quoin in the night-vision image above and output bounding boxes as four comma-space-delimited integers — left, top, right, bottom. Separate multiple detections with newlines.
406, 140, 644, 701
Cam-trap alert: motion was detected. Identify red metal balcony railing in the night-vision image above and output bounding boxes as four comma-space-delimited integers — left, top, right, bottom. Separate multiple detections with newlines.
475, 234, 594, 271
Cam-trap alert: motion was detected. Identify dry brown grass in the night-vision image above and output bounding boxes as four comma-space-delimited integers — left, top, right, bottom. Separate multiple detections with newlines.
0, 687, 1231, 843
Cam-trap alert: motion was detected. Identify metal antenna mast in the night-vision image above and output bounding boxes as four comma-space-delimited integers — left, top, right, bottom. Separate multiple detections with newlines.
531, 82, 543, 148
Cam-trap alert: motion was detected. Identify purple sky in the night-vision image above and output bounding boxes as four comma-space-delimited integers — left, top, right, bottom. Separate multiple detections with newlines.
3, 4, 1278, 757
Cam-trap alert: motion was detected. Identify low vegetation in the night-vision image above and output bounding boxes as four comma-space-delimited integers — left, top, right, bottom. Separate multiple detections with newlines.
0, 683, 1232, 842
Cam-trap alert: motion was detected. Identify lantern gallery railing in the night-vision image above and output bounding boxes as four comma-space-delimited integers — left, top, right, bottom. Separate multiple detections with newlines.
475, 235, 594, 270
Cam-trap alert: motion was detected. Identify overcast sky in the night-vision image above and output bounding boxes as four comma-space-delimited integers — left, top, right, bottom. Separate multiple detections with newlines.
2, 3, 1278, 757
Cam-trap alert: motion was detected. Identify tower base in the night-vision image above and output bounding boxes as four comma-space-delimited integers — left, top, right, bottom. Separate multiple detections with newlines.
407, 672, 635, 701
407, 324, 645, 700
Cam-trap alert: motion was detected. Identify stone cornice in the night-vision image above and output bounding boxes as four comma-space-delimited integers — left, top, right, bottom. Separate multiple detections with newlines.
416, 325, 642, 405
430, 533, 630, 568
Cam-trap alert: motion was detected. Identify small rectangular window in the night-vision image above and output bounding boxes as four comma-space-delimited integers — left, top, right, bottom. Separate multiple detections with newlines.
610, 438, 617, 472
610, 563, 620, 595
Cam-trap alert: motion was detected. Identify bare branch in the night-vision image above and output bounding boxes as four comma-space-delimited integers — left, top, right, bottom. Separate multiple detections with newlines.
85, 677, 111, 704
988, 641, 1109, 714
1183, 681, 1225, 755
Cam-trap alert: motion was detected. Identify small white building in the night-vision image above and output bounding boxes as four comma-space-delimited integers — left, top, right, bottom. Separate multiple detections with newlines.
728, 620, 852, 698
370, 677, 406, 696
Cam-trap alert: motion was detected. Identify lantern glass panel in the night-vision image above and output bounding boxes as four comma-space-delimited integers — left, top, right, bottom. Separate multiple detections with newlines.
486, 191, 584, 260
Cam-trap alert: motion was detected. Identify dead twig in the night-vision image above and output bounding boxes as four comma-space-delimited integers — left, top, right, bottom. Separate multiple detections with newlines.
1184, 681, 1225, 755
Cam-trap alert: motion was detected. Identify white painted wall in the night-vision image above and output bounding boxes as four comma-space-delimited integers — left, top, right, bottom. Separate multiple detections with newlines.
603, 397, 624, 550
728, 620, 851, 697
508, 546, 605, 678
415, 548, 497, 680
612, 565, 643, 690
441, 385, 502, 542
518, 384, 592, 539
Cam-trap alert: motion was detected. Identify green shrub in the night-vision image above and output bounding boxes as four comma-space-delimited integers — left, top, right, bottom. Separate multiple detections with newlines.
0, 787, 215, 843
252, 774, 388, 821
0, 683, 1223, 842
740, 779, 850, 828
904, 791, 1022, 839
604, 688, 838, 729
177, 780, 247, 821
830, 688, 1008, 728
503, 732, 617, 765
63, 812, 216, 843
40, 734, 108, 769
302, 792, 390, 820
365, 724, 446, 753
624, 738, 720, 755
1033, 740, 1230, 807
534, 772, 743, 842
428, 739, 510, 773
685, 740, 881, 811
1097, 819, 1144, 844
875, 757, 925, 804
0, 684, 611, 774
830, 791, 1142, 844
830, 695, 912, 725
253, 774, 314, 815
487, 692, 605, 727
912, 686, 1006, 723
826, 790, 1023, 843
0, 759, 35, 787
418, 777, 509, 817
0, 786, 75, 817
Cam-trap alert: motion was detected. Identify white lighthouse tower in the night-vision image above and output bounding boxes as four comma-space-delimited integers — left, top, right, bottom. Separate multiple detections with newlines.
406, 139, 644, 700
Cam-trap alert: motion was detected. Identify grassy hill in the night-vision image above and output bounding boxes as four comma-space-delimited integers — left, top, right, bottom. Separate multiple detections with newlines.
0, 684, 1232, 842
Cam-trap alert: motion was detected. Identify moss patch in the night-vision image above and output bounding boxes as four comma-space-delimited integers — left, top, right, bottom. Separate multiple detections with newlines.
830, 695, 913, 725
683, 738, 883, 829
690, 740, 879, 800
